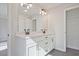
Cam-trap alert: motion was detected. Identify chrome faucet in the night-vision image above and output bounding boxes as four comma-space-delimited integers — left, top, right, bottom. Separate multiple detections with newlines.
41, 28, 47, 34
24, 29, 30, 35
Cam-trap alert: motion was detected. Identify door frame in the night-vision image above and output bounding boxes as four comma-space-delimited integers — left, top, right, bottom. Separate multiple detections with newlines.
7, 4, 19, 56
64, 5, 79, 50
7, 4, 12, 56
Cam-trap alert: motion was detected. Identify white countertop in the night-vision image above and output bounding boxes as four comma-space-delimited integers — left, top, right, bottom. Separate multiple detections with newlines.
15, 32, 54, 39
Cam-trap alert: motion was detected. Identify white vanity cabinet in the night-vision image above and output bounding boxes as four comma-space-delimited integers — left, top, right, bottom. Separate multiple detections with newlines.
14, 36, 37, 56
14, 33, 54, 56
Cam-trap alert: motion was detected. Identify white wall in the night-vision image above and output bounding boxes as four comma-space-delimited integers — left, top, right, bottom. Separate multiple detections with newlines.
36, 15, 48, 32
49, 4, 79, 52
48, 14, 55, 35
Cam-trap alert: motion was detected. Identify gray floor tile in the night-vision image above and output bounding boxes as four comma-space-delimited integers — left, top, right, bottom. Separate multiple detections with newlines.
48, 48, 79, 56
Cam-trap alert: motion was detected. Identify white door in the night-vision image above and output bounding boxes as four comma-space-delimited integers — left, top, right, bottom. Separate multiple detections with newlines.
66, 7, 79, 50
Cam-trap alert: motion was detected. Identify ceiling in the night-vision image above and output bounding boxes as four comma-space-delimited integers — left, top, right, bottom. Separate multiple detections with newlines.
18, 3, 62, 19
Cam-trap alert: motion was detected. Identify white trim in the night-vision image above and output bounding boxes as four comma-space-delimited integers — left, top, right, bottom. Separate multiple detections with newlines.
7, 4, 10, 56
55, 48, 66, 52
67, 46, 79, 51
64, 9, 66, 52
64, 5, 79, 49
65, 5, 79, 11
7, 4, 12, 56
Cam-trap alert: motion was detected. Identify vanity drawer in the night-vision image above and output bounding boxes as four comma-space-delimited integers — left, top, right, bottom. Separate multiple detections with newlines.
38, 36, 54, 52
38, 40, 49, 50
32, 36, 43, 42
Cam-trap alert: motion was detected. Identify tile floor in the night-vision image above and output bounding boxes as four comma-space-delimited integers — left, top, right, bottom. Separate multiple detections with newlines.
48, 48, 79, 56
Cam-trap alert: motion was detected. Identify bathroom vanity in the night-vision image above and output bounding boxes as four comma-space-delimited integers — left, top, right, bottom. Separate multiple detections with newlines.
14, 32, 55, 56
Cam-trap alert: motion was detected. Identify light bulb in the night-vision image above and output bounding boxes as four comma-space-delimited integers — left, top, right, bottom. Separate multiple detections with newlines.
44, 12, 46, 15
27, 6, 30, 9
20, 3, 24, 7
29, 4, 32, 7
40, 12, 41, 14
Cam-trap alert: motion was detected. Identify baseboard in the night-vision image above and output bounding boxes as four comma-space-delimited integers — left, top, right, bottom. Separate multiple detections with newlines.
67, 46, 79, 50
55, 48, 66, 52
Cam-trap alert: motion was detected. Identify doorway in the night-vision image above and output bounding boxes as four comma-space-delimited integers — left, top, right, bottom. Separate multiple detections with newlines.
66, 6, 79, 50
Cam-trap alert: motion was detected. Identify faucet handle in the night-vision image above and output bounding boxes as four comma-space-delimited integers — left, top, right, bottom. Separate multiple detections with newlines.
41, 28, 47, 34
24, 29, 30, 35
24, 29, 26, 32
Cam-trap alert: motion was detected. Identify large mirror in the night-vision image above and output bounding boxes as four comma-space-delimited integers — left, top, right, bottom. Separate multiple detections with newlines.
17, 3, 48, 33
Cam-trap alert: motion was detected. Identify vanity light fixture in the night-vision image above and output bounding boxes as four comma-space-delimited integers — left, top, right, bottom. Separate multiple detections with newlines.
27, 5, 30, 9
20, 3, 24, 7
40, 9, 47, 15
21, 3, 32, 13
20, 3, 32, 9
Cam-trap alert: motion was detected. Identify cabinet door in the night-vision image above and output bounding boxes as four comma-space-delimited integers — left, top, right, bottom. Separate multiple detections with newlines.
28, 45, 37, 56
47, 35, 54, 51
38, 35, 54, 56
45, 35, 54, 50
37, 38, 48, 56
36, 45, 46, 56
